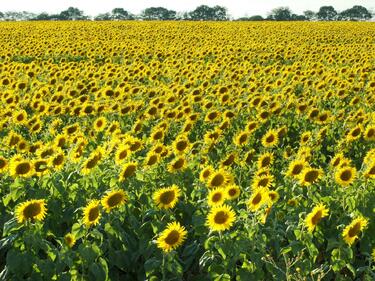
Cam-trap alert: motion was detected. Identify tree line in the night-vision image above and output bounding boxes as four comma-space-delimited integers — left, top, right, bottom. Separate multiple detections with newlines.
0, 5, 373, 21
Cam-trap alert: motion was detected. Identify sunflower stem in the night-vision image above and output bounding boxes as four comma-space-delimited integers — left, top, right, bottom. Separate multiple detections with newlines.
162, 253, 166, 281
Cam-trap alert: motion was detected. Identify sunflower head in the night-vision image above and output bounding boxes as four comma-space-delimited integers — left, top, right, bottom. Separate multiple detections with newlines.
207, 188, 226, 206
119, 162, 137, 182
64, 233, 76, 248
305, 203, 329, 232
334, 166, 356, 187
83, 200, 101, 227
206, 204, 236, 232
156, 222, 187, 252
153, 185, 181, 209
342, 216, 368, 245
101, 190, 128, 212
15, 199, 47, 224
298, 167, 323, 186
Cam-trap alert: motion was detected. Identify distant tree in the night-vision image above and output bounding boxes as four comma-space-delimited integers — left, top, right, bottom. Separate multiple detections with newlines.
111, 8, 133, 20
339, 5, 372, 21
33, 12, 51, 20
0, 12, 4, 19
212, 5, 228, 20
237, 15, 264, 21
142, 7, 176, 20
291, 14, 307, 21
2, 11, 35, 21
303, 10, 316, 20
316, 6, 337, 21
268, 7, 292, 21
94, 13, 111, 21
188, 5, 228, 21
58, 7, 87, 20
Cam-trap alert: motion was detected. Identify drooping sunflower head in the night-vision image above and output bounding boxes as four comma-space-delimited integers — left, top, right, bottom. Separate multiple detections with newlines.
206, 204, 236, 232
119, 162, 137, 182
248, 188, 269, 212
0, 156, 8, 173
156, 221, 187, 253
233, 130, 249, 147
101, 189, 128, 213
167, 156, 187, 173
15, 199, 47, 224
83, 200, 101, 227
342, 216, 368, 245
363, 161, 375, 179
305, 203, 329, 232
364, 125, 375, 141
153, 185, 181, 209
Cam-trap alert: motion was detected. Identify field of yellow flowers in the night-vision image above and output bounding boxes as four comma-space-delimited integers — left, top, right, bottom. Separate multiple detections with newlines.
0, 21, 374, 280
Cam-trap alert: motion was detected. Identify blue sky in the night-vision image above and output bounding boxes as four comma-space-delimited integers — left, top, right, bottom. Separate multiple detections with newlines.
1, 0, 374, 18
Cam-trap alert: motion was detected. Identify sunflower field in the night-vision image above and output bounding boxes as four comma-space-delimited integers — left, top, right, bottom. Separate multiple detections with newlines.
0, 21, 374, 280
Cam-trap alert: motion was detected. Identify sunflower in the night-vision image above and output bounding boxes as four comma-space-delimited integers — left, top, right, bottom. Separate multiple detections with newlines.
199, 165, 214, 183
334, 166, 356, 187
51, 150, 65, 171
115, 144, 130, 165
207, 188, 226, 206
261, 129, 279, 148
220, 152, 237, 168
156, 222, 187, 253
257, 152, 274, 169
101, 189, 128, 212
172, 135, 191, 155
248, 188, 269, 212
364, 125, 375, 141
0, 156, 8, 173
206, 204, 236, 232
33, 159, 50, 177
153, 185, 181, 209
251, 174, 274, 190
330, 153, 345, 169
83, 200, 101, 227
9, 157, 34, 178
207, 169, 233, 189
342, 216, 368, 245
286, 159, 307, 179
144, 152, 160, 167
225, 184, 241, 200
64, 233, 76, 248
298, 167, 323, 186
305, 204, 329, 232
119, 162, 137, 182
81, 153, 101, 175
346, 125, 362, 142
242, 149, 256, 166
15, 199, 47, 223
300, 131, 312, 145
233, 130, 249, 147
167, 156, 187, 173
363, 161, 375, 179
267, 190, 279, 204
